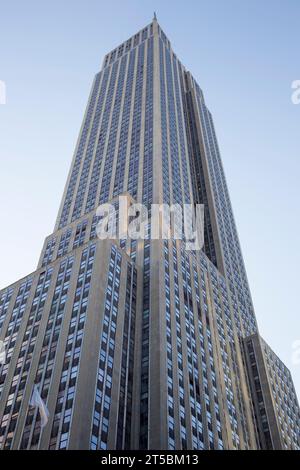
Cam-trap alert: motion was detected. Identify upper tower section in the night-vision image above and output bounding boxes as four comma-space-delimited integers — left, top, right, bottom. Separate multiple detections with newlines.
101, 16, 157, 70
54, 15, 195, 231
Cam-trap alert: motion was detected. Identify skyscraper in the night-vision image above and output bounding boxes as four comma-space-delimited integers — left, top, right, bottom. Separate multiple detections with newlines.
0, 16, 299, 450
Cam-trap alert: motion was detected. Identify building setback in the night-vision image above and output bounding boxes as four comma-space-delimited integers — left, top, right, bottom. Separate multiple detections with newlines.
243, 334, 300, 449
0, 16, 299, 450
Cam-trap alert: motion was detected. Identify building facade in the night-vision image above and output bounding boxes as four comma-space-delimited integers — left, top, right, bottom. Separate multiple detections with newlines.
243, 334, 300, 450
0, 17, 299, 450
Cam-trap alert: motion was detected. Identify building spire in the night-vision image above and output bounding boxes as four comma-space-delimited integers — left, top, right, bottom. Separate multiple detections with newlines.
153, 11, 157, 21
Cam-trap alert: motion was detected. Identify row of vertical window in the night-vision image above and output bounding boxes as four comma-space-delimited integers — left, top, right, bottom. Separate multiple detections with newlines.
90, 246, 122, 450
0, 269, 53, 449
20, 256, 74, 449
48, 244, 96, 449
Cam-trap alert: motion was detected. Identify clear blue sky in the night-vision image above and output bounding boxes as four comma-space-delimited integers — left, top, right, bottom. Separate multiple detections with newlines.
0, 0, 299, 397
